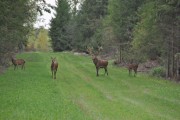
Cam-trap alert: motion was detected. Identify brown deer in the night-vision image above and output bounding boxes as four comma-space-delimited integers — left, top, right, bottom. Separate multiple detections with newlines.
51, 57, 58, 79
92, 55, 108, 76
127, 63, 139, 76
11, 57, 25, 70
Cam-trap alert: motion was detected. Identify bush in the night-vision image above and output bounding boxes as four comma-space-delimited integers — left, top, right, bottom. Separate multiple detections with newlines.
151, 67, 166, 78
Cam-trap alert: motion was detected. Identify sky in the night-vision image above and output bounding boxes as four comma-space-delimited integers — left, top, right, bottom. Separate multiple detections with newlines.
34, 0, 57, 29
34, 0, 82, 29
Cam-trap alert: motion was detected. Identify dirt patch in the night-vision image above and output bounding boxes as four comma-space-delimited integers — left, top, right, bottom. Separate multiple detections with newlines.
73, 52, 89, 56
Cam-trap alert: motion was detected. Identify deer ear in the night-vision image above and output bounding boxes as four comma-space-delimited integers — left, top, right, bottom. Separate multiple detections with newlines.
51, 57, 53, 60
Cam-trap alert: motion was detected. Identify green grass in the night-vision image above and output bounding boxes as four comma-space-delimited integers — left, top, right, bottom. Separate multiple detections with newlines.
0, 52, 179, 120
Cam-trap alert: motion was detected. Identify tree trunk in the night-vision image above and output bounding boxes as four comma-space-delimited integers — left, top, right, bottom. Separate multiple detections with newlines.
172, 26, 175, 78
167, 39, 171, 78
177, 57, 179, 80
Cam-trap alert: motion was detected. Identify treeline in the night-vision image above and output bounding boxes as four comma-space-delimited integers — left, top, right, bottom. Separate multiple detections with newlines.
49, 0, 180, 79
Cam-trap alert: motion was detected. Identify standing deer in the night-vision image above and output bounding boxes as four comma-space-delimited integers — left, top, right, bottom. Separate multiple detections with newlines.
128, 63, 139, 76
92, 55, 108, 76
51, 57, 58, 79
11, 57, 25, 70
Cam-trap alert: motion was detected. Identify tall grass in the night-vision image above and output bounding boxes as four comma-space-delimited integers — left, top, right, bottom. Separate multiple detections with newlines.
0, 52, 179, 120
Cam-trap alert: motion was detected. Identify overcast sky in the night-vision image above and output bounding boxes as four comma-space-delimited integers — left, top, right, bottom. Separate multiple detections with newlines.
34, 0, 57, 29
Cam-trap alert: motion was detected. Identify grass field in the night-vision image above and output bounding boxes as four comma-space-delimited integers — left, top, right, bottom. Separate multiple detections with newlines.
0, 52, 179, 120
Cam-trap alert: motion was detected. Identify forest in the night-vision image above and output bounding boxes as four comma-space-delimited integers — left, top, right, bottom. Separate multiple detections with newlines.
0, 0, 179, 80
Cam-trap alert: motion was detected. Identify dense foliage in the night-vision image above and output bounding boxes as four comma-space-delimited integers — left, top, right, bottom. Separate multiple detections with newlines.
71, 0, 108, 50
0, 0, 36, 65
132, 0, 180, 78
0, 0, 52, 66
49, 0, 108, 51
27, 28, 51, 51
49, 0, 179, 79
49, 0, 71, 51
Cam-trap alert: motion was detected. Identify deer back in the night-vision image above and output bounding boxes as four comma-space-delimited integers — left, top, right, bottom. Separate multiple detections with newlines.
128, 63, 138, 70
97, 59, 108, 67
12, 57, 25, 65
16, 59, 25, 65
92, 56, 108, 68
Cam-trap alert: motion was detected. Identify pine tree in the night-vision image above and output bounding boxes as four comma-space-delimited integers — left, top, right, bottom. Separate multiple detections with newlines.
49, 0, 71, 51
72, 0, 108, 51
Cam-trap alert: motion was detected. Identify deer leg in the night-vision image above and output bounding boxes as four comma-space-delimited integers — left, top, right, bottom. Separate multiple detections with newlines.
106, 68, 108, 76
105, 67, 108, 76
134, 69, 137, 77
96, 67, 99, 76
14, 65, 16, 70
22, 64, 25, 70
54, 70, 56, 79
23, 64, 25, 70
52, 70, 54, 79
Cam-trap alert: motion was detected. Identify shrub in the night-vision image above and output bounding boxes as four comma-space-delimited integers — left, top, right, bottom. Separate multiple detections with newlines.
151, 66, 166, 78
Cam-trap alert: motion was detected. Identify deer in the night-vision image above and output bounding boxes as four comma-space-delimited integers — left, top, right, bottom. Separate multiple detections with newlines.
92, 55, 108, 76
51, 57, 58, 79
11, 57, 25, 70
87, 46, 108, 76
127, 63, 139, 77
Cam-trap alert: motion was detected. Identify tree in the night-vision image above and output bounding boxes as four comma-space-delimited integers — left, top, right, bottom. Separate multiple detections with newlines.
157, 0, 180, 78
49, 0, 71, 52
0, 0, 53, 66
132, 1, 162, 60
107, 0, 145, 62
0, 0, 37, 65
71, 0, 108, 51
109, 0, 144, 43
132, 0, 180, 78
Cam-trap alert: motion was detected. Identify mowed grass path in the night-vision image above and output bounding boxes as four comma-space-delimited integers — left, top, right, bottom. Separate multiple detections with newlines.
0, 52, 179, 120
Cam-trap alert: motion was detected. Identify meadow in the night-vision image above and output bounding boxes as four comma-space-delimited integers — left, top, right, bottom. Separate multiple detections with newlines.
0, 52, 179, 120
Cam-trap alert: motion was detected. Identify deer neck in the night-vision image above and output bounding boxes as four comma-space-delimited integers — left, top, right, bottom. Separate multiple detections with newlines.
93, 58, 98, 66
12, 58, 15, 63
